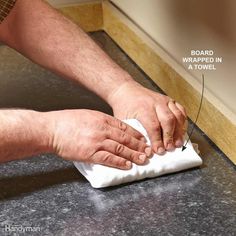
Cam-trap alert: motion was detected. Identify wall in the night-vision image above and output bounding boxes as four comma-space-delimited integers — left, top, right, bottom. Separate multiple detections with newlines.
111, 0, 236, 115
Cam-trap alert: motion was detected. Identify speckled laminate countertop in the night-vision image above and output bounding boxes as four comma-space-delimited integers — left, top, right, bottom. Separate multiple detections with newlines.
0, 32, 235, 236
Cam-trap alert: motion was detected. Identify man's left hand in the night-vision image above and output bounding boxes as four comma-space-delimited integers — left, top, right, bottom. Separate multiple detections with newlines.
108, 81, 187, 155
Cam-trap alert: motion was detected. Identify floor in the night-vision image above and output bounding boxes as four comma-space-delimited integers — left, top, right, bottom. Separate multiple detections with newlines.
0, 31, 235, 236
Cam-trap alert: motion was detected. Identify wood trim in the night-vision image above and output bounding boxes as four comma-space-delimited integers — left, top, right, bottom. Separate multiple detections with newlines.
58, 2, 103, 32
58, 1, 236, 164
102, 1, 236, 164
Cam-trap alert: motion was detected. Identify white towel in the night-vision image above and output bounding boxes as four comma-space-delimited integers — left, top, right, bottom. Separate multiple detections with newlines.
74, 119, 202, 188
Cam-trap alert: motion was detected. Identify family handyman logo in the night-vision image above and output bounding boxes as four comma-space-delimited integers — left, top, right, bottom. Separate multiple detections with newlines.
3, 224, 41, 234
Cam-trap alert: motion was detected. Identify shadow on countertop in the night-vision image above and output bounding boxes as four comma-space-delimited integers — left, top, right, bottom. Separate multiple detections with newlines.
0, 166, 85, 200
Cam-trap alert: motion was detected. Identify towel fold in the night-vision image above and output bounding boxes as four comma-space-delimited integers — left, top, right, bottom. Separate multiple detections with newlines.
74, 119, 202, 188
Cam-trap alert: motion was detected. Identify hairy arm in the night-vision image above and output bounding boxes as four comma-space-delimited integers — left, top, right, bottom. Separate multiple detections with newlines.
0, 109, 149, 169
0, 0, 187, 155
0, 109, 51, 162
0, 0, 150, 166
0, 0, 132, 102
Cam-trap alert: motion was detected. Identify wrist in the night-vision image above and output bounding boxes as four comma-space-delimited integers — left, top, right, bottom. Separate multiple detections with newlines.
13, 110, 54, 155
100, 72, 133, 104
107, 79, 141, 107
0, 109, 53, 162
14, 110, 54, 156
31, 111, 54, 154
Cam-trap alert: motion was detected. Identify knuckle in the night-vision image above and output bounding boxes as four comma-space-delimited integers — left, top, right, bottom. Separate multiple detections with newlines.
100, 124, 108, 132
165, 114, 176, 124
175, 111, 185, 123
115, 144, 125, 154
148, 118, 158, 126
152, 124, 161, 134
147, 120, 160, 129
92, 130, 105, 141
117, 159, 127, 168
138, 142, 146, 152
97, 140, 105, 151
119, 121, 127, 131
100, 116, 108, 124
130, 151, 138, 162
120, 132, 128, 143
101, 153, 112, 163
103, 126, 112, 139
175, 110, 182, 118
90, 130, 98, 139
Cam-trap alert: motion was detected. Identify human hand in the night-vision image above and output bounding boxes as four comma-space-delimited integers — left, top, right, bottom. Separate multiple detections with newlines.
46, 109, 151, 169
108, 82, 187, 155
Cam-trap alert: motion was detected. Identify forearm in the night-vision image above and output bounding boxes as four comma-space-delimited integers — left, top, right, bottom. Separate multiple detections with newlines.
0, 109, 51, 162
0, 0, 135, 103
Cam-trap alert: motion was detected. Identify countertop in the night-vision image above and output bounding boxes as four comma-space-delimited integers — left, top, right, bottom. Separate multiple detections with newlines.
0, 32, 236, 236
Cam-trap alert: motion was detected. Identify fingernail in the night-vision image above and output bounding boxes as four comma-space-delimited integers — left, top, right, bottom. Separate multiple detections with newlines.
175, 139, 183, 147
125, 161, 132, 169
138, 154, 147, 163
144, 147, 152, 157
167, 143, 175, 150
157, 147, 165, 155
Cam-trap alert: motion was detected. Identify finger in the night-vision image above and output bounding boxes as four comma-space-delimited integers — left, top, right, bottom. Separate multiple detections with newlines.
157, 106, 176, 151
100, 139, 147, 165
168, 101, 186, 147
139, 116, 165, 155
105, 127, 151, 156
175, 102, 187, 118
91, 151, 132, 170
106, 116, 146, 142
176, 102, 188, 135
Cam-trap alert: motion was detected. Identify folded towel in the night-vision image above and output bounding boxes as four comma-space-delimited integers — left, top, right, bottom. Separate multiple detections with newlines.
74, 119, 202, 188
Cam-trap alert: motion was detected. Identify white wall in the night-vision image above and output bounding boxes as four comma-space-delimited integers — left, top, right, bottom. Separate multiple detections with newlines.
111, 0, 236, 115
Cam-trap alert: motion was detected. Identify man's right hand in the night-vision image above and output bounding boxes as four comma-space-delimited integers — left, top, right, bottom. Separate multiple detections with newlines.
46, 109, 151, 170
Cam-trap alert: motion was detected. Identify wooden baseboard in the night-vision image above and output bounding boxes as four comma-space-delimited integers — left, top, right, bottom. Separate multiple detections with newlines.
58, 1, 103, 32
59, 1, 236, 164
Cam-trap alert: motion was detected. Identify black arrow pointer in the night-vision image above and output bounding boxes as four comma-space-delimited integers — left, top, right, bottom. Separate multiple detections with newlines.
182, 74, 205, 151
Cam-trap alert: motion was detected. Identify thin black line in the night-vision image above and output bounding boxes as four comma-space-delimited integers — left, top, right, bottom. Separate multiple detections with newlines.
184, 73, 205, 147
